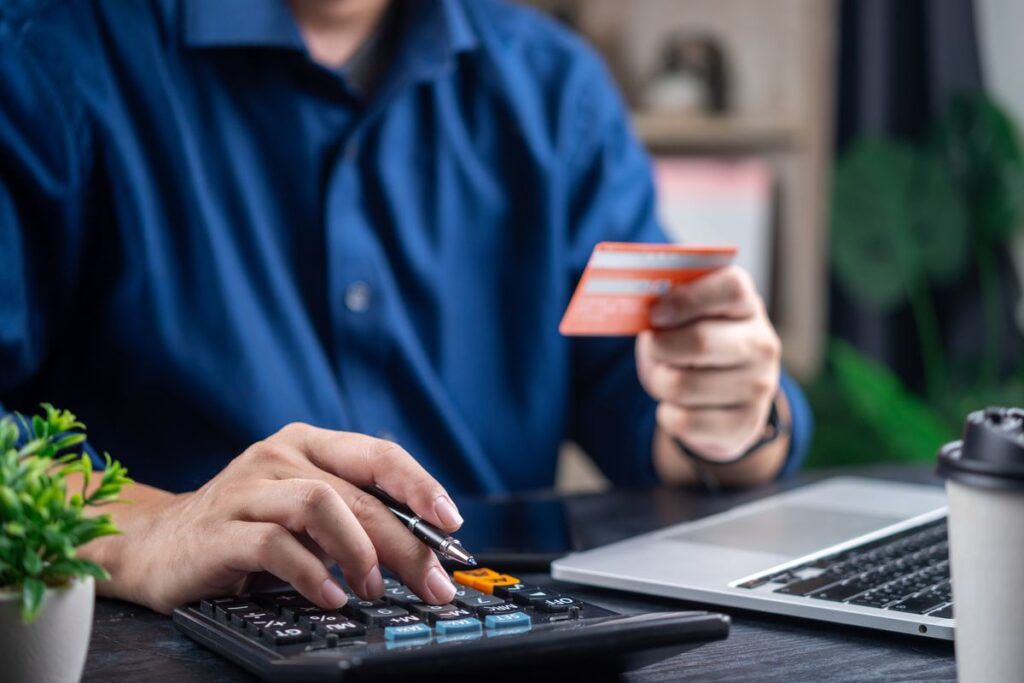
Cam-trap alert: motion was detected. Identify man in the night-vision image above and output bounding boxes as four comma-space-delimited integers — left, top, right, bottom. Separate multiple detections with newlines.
0, 0, 811, 613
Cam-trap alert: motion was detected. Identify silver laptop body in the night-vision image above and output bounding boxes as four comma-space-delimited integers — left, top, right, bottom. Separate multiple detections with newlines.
552, 477, 952, 640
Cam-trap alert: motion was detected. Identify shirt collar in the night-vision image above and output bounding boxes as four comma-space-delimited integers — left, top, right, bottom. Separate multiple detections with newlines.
180, 0, 478, 64
181, 0, 305, 50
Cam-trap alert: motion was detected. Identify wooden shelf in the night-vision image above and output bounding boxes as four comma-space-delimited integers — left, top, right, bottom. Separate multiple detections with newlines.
631, 111, 801, 151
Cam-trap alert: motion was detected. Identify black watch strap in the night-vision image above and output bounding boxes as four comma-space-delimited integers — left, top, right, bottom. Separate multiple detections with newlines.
673, 398, 789, 468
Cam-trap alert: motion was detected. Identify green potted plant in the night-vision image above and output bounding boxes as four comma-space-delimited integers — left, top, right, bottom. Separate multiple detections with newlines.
0, 404, 131, 683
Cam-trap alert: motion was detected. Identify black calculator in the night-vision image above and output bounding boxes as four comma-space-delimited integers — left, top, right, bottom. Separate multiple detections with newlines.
173, 566, 730, 681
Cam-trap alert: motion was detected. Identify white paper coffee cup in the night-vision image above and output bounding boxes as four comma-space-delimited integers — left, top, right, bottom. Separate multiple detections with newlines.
938, 408, 1024, 683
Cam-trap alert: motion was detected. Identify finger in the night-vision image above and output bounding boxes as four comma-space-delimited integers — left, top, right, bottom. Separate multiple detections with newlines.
231, 479, 383, 599
647, 319, 757, 368
272, 424, 463, 533
642, 363, 765, 408
343, 486, 457, 605
657, 402, 766, 460
225, 521, 349, 611
238, 446, 456, 604
649, 266, 760, 329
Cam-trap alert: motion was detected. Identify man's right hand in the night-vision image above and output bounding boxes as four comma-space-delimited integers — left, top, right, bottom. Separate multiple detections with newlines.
78, 423, 464, 614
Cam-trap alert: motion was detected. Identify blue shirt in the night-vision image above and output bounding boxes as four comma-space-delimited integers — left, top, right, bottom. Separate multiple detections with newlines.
0, 0, 811, 494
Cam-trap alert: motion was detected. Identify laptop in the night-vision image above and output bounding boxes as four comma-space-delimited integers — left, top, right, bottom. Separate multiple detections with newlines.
551, 477, 953, 640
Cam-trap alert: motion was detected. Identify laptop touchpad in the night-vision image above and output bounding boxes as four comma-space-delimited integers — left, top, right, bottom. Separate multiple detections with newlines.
667, 504, 905, 557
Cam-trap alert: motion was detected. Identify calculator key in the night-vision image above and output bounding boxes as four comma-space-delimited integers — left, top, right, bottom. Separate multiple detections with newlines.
410, 603, 474, 623
281, 604, 325, 621
216, 601, 262, 622
535, 595, 583, 613
434, 617, 482, 636
262, 625, 312, 646
249, 618, 291, 637
492, 583, 536, 599
341, 599, 388, 618
200, 597, 238, 617
382, 586, 424, 606
229, 609, 273, 627
351, 605, 410, 626
476, 602, 522, 617
471, 574, 522, 594
511, 588, 556, 607
252, 591, 311, 611
298, 612, 347, 629
383, 623, 432, 642
454, 593, 507, 611
452, 585, 486, 602
382, 614, 426, 629
242, 616, 280, 636
453, 567, 500, 586
452, 567, 503, 592
483, 612, 532, 630
317, 619, 366, 637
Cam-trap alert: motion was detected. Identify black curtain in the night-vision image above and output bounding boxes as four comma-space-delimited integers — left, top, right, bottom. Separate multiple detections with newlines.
831, 0, 1019, 390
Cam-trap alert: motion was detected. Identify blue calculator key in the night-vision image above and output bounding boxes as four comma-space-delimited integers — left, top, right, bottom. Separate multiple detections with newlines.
483, 612, 532, 630
383, 623, 432, 641
435, 617, 482, 636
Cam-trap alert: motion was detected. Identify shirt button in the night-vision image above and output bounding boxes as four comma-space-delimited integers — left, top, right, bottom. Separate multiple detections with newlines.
344, 281, 373, 313
344, 140, 359, 161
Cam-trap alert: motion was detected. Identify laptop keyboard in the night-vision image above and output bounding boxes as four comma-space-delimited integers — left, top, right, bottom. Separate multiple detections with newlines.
737, 517, 953, 619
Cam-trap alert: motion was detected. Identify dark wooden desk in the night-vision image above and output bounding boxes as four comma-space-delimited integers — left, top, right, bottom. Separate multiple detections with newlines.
84, 465, 956, 682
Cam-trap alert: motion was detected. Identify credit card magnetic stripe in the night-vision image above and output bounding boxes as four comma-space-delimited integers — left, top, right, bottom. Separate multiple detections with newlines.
582, 278, 675, 295
588, 250, 734, 270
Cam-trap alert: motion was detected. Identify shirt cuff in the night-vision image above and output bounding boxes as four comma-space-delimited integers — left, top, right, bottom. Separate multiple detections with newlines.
776, 371, 814, 479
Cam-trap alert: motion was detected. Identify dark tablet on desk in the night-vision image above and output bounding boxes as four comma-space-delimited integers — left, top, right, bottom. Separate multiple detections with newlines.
443, 496, 579, 572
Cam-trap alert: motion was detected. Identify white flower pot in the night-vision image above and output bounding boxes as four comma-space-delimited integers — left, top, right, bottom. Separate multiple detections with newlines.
0, 576, 94, 683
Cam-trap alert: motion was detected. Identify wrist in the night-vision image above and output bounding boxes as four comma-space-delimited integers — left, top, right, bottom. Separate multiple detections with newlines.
653, 393, 792, 487
78, 482, 184, 607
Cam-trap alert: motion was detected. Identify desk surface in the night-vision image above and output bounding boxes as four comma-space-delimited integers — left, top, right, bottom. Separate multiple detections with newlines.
84, 465, 956, 682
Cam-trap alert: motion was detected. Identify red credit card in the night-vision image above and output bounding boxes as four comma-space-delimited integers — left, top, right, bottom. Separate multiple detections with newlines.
559, 242, 737, 336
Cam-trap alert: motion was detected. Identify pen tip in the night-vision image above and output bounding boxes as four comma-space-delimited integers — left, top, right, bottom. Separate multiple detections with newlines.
466, 556, 477, 566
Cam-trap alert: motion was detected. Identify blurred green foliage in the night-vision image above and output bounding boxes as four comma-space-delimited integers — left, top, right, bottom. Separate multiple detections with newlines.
808, 94, 1024, 468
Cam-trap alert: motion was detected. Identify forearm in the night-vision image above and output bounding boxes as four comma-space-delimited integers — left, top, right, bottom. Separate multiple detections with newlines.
653, 392, 791, 487
65, 472, 182, 604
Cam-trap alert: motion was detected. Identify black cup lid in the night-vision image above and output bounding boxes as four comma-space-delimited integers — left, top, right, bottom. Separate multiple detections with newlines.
936, 407, 1024, 491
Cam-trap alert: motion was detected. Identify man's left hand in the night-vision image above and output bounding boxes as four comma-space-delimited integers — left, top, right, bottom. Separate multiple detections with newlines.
636, 265, 782, 464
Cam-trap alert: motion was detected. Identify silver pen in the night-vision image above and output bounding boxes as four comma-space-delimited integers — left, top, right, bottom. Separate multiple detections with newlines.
361, 485, 477, 566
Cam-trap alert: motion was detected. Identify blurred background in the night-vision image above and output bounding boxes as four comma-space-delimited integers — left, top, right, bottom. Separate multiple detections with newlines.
531, 0, 1024, 490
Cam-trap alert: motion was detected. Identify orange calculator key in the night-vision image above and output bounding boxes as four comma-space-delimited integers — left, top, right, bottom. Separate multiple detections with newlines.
470, 574, 521, 595
453, 568, 499, 588
452, 568, 521, 593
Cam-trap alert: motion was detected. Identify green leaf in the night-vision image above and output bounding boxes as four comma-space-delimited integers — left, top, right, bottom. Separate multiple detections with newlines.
31, 415, 46, 440
831, 340, 954, 461
909, 150, 970, 286
22, 550, 42, 576
831, 139, 916, 310
831, 138, 969, 311
80, 453, 92, 494
51, 433, 86, 452
933, 94, 1024, 245
17, 438, 47, 458
47, 558, 109, 581
21, 577, 45, 623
